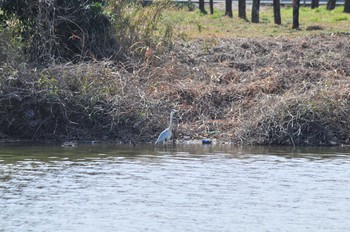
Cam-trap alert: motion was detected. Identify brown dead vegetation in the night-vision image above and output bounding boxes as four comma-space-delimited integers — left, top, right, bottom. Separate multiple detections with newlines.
1, 33, 350, 145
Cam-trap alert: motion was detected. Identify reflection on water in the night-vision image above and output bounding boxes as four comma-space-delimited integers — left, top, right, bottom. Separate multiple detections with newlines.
1, 144, 350, 232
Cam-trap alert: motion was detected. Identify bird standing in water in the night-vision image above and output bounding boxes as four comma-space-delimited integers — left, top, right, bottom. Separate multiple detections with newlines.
155, 109, 177, 145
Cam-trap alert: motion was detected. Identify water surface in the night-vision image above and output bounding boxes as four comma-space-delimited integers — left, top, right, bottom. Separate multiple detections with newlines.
1, 144, 350, 231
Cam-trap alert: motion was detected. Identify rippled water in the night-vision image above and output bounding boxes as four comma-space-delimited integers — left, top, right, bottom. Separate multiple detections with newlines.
1, 144, 350, 232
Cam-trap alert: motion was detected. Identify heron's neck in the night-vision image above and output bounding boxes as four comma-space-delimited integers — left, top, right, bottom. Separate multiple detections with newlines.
169, 112, 174, 130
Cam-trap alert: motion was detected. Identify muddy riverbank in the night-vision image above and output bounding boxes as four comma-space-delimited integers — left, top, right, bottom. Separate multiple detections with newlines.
1, 33, 349, 145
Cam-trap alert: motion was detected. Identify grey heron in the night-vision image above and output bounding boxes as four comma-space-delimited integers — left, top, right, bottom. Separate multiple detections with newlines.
155, 109, 177, 145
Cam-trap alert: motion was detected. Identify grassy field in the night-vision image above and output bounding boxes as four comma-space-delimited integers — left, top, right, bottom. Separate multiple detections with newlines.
163, 5, 350, 39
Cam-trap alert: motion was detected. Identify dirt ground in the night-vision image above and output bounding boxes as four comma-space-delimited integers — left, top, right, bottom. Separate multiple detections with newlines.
1, 33, 350, 145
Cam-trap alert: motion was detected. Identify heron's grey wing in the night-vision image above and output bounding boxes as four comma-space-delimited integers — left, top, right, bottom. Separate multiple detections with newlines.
155, 128, 170, 145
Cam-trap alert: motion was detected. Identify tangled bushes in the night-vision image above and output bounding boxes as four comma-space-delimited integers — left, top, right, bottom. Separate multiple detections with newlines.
110, 0, 174, 58
1, 0, 117, 64
0, 62, 157, 142
1, 0, 349, 146
239, 89, 350, 146
2, 33, 349, 145
0, 0, 173, 65
0, 0, 174, 142
154, 33, 350, 146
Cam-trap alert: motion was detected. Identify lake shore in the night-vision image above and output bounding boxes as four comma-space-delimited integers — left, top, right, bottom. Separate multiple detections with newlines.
1, 33, 350, 146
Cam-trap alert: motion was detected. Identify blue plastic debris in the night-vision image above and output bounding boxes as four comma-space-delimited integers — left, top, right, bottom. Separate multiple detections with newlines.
202, 139, 212, 144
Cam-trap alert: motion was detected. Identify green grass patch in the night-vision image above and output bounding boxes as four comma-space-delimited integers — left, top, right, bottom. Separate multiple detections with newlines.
162, 6, 350, 39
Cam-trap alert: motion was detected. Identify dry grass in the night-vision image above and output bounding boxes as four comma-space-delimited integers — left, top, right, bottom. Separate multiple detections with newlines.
1, 1, 350, 147
3, 33, 349, 145
151, 33, 350, 145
